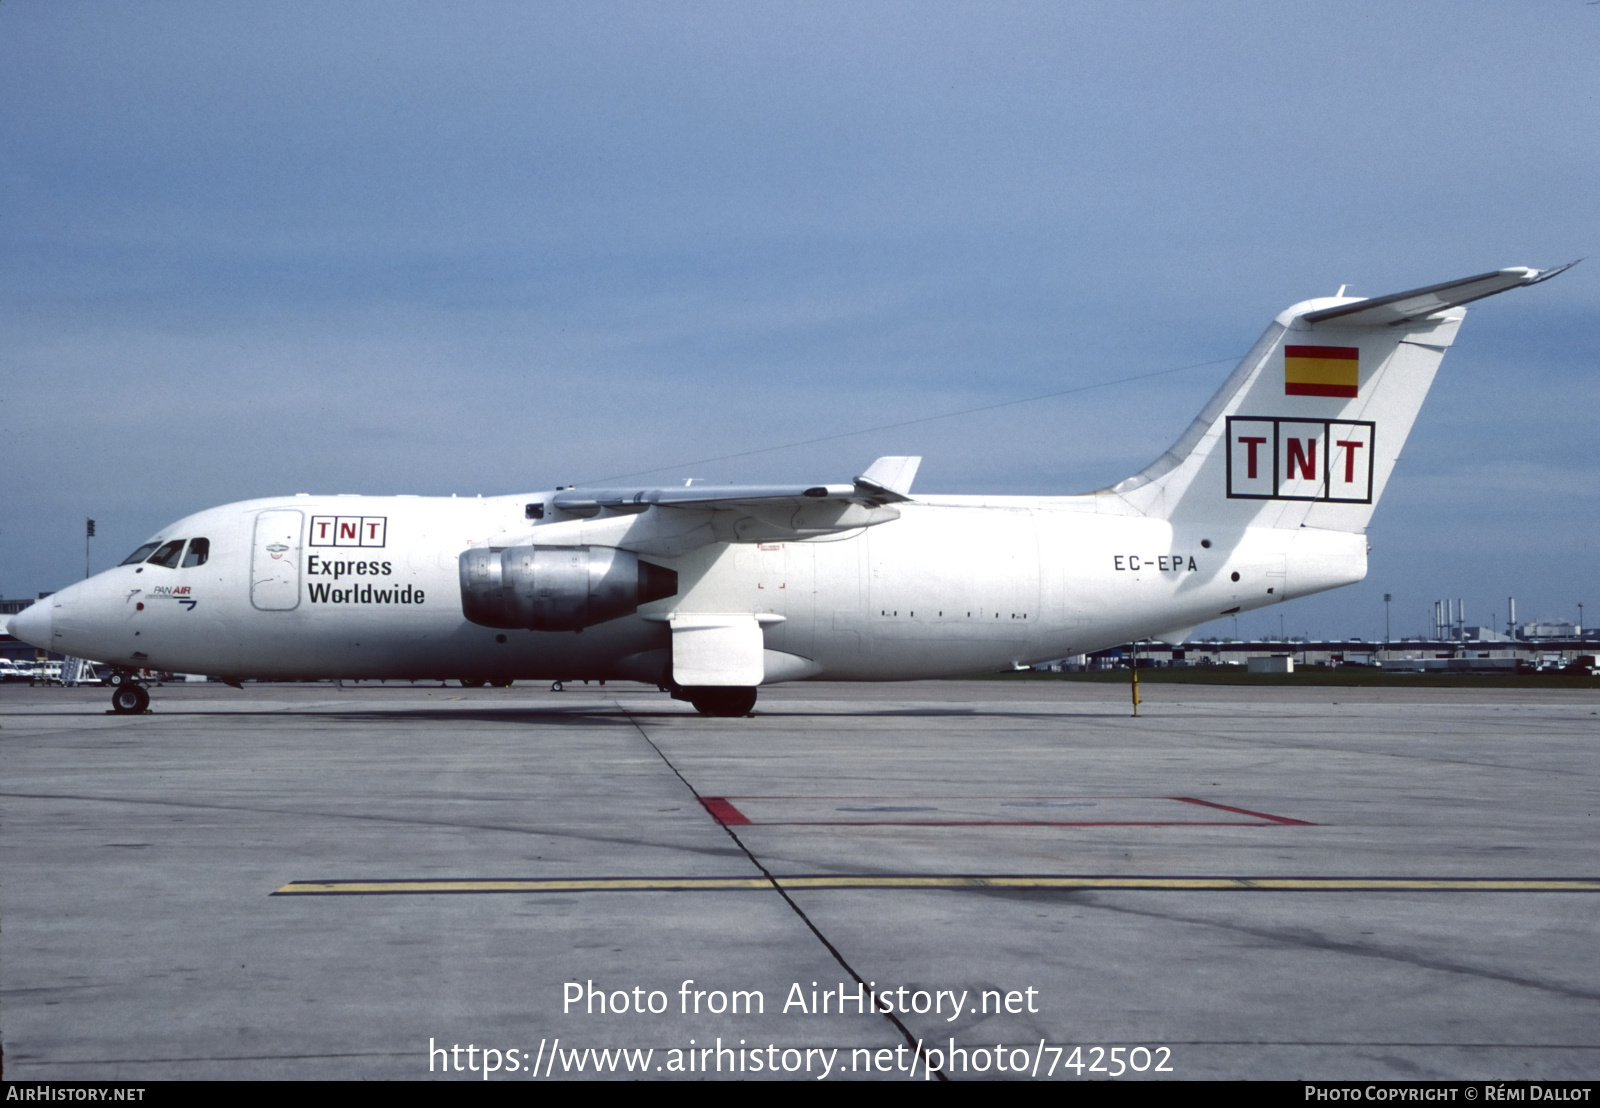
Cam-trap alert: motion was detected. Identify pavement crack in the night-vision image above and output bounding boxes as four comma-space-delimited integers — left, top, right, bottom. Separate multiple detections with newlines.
616, 701, 948, 1081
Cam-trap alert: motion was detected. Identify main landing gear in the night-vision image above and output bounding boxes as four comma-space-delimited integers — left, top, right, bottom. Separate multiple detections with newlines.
110, 682, 150, 715
681, 686, 758, 717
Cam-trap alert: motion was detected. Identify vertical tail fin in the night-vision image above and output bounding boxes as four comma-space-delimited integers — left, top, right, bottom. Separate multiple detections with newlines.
1109, 264, 1573, 533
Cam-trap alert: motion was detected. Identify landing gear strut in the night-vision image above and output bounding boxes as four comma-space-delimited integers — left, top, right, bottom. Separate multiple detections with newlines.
110, 683, 150, 714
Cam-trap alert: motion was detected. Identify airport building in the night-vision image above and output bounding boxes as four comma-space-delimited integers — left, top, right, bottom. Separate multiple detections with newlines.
1059, 633, 1596, 675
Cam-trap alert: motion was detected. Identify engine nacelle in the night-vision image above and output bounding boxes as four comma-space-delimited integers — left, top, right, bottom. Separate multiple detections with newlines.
459, 545, 678, 631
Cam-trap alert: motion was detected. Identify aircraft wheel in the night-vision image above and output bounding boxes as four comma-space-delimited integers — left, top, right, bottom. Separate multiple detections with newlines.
459, 678, 485, 688
686, 687, 757, 717
492, 679, 513, 688
551, 680, 564, 692
111, 684, 150, 715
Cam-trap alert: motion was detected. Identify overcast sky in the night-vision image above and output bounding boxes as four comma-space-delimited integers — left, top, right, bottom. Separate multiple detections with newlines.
3, 2, 1595, 641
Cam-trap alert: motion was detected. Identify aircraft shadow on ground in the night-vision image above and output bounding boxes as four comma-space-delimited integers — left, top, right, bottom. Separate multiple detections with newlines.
60, 703, 1112, 724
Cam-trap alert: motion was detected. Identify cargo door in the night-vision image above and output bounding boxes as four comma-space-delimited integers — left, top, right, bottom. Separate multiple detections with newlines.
251, 509, 303, 611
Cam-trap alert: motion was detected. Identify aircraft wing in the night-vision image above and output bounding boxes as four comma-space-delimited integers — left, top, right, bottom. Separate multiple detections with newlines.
548, 456, 922, 543
555, 455, 921, 511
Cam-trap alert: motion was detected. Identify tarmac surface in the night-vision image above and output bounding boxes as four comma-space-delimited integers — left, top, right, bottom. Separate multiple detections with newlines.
2, 678, 1597, 1081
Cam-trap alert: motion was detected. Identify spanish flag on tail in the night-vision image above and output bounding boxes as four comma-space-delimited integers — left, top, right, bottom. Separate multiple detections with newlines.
1284, 345, 1358, 398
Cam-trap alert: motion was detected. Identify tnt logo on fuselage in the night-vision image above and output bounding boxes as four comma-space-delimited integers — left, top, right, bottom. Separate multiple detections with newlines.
309, 516, 387, 548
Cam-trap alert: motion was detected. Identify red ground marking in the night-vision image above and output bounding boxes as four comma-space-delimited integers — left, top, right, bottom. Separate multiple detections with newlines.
699, 797, 751, 825
1170, 797, 1314, 825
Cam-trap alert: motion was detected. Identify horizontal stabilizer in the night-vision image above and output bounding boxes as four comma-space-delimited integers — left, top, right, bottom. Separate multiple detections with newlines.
1304, 263, 1576, 327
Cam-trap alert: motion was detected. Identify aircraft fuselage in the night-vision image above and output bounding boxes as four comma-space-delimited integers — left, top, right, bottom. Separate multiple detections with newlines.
35, 491, 1363, 684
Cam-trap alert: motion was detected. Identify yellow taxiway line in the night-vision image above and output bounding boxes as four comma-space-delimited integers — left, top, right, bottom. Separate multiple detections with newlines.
273, 876, 1600, 896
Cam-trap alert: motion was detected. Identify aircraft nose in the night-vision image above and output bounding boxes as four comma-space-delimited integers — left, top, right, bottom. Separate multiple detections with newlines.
8, 597, 54, 649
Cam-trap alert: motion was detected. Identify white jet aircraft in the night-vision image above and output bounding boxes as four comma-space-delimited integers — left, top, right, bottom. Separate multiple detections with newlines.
6, 265, 1570, 716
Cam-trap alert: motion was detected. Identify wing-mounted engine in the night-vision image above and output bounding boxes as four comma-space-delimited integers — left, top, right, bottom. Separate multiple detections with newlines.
459, 545, 678, 631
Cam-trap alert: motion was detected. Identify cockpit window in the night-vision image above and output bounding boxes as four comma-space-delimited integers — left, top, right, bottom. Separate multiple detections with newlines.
120, 543, 161, 566
147, 540, 186, 569
181, 537, 210, 568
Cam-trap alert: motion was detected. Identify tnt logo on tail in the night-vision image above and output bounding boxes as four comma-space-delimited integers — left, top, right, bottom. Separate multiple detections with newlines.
1284, 345, 1358, 398
1226, 417, 1374, 503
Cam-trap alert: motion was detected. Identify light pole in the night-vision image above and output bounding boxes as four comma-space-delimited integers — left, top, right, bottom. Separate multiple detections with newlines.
1383, 593, 1391, 656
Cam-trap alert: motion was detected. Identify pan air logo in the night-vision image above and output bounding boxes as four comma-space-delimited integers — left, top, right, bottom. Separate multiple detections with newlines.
1284, 345, 1359, 398
309, 516, 387, 548
1226, 417, 1375, 503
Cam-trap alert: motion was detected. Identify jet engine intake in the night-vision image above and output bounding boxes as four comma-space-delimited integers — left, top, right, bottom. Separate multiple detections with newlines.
459, 545, 678, 631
